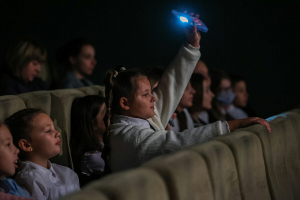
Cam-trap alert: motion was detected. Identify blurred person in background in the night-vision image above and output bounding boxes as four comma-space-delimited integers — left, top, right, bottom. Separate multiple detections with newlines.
210, 69, 248, 122
230, 74, 258, 117
0, 36, 48, 95
56, 37, 96, 89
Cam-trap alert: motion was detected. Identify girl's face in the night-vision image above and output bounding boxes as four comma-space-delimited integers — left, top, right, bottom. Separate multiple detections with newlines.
21, 60, 41, 82
29, 113, 61, 159
178, 82, 196, 110
0, 125, 19, 177
94, 103, 107, 136
202, 80, 214, 109
233, 81, 248, 107
127, 76, 156, 120
73, 45, 97, 76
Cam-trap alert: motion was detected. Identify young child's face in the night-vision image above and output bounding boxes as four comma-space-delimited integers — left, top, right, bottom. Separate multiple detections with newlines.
0, 125, 19, 177
233, 81, 248, 107
128, 76, 156, 119
30, 113, 61, 159
178, 82, 196, 110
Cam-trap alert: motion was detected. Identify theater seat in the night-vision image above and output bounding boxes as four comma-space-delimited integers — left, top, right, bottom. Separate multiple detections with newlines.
142, 150, 214, 200
77, 85, 105, 96
63, 168, 169, 200
187, 140, 242, 200
215, 131, 271, 200
0, 95, 26, 122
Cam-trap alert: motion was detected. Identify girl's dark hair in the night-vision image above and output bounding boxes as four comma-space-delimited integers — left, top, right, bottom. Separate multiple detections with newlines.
70, 95, 105, 174
103, 66, 146, 137
209, 69, 230, 121
56, 37, 93, 70
3, 36, 47, 76
189, 73, 205, 113
4, 108, 45, 159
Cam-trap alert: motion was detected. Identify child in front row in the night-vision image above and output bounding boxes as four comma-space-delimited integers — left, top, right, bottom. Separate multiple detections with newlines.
0, 122, 32, 199
104, 25, 271, 172
5, 108, 80, 200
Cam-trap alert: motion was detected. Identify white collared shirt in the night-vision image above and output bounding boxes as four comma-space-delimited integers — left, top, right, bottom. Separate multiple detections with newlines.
14, 161, 80, 200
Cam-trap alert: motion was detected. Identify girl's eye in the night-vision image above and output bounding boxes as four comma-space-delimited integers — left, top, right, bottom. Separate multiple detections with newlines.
46, 129, 51, 133
143, 94, 148, 97
6, 143, 10, 146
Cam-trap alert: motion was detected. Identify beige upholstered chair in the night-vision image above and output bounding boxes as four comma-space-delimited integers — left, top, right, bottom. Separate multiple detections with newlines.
215, 131, 271, 200
142, 150, 214, 200
62, 168, 169, 200
187, 140, 242, 200
0, 95, 26, 122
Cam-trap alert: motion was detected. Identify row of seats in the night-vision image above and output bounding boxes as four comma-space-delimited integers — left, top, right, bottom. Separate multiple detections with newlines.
1, 86, 299, 200
0, 85, 105, 169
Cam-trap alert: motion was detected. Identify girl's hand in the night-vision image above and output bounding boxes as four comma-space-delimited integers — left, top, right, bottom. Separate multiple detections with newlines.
227, 117, 271, 133
183, 12, 201, 48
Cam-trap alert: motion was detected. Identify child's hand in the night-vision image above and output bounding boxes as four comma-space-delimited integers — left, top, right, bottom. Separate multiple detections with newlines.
227, 117, 271, 133
183, 12, 201, 48
247, 117, 271, 133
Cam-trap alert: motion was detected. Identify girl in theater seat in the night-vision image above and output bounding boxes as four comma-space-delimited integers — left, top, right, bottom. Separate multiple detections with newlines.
0, 122, 32, 199
56, 38, 96, 89
189, 73, 215, 127
5, 109, 80, 200
103, 25, 271, 172
0, 36, 49, 95
70, 95, 107, 187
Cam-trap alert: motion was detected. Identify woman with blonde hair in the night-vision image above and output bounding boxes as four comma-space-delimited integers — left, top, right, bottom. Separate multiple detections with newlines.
0, 36, 48, 95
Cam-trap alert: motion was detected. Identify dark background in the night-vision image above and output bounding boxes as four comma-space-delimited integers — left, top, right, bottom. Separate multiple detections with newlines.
0, 0, 299, 118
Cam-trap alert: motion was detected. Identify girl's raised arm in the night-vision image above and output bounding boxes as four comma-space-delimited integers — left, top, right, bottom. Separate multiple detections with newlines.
151, 26, 201, 129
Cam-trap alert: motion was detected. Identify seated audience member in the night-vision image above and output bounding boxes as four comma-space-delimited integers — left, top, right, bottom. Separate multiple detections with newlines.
210, 69, 248, 121
0, 36, 49, 95
104, 25, 270, 172
56, 38, 96, 89
171, 81, 196, 132
230, 74, 258, 117
189, 73, 215, 127
70, 95, 107, 187
5, 109, 80, 200
193, 60, 211, 85
0, 122, 32, 199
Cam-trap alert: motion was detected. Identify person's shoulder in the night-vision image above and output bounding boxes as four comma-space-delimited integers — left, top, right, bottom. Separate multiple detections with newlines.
51, 163, 77, 176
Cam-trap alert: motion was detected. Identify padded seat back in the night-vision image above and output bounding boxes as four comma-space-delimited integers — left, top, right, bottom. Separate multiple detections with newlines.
77, 85, 105, 96
18, 91, 51, 116
216, 131, 271, 200
243, 115, 300, 200
142, 150, 214, 200
50, 89, 85, 168
78, 168, 169, 200
0, 95, 26, 122
187, 140, 242, 200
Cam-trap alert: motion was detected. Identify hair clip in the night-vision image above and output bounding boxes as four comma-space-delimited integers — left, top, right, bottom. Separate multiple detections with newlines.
120, 67, 126, 71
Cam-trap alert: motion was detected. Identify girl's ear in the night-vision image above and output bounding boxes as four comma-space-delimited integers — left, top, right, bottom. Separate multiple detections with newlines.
69, 56, 76, 66
120, 97, 130, 110
18, 139, 32, 152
